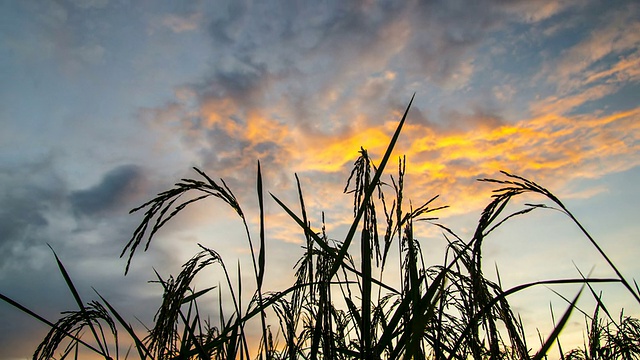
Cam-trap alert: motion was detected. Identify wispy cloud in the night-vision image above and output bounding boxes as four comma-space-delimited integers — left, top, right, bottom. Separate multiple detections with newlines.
147, 81, 640, 219
140, 1, 639, 216
399, 107, 640, 211
532, 3, 640, 115
162, 12, 203, 33
2, 1, 639, 357
555, 9, 639, 90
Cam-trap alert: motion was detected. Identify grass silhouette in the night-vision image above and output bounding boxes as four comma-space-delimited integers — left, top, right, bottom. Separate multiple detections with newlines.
2, 96, 639, 359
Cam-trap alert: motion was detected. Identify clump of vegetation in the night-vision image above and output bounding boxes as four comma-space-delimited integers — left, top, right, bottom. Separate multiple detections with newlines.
2, 96, 639, 359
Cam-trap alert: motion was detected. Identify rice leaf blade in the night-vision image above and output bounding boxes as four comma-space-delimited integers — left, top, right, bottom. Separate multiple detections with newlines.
329, 94, 415, 280
48, 245, 107, 356
532, 286, 584, 360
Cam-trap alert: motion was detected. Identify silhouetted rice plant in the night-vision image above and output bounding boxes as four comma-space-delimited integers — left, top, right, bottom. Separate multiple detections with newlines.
2, 96, 639, 359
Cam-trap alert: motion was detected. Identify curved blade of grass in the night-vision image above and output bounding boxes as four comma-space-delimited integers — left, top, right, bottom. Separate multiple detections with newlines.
0, 292, 104, 355
178, 312, 198, 357
270, 193, 337, 257
483, 171, 640, 304
328, 94, 414, 280
179, 305, 209, 359
532, 286, 584, 360
375, 268, 446, 358
150, 270, 211, 359
379, 234, 477, 359
404, 276, 445, 360
154, 269, 216, 359
445, 278, 615, 360
257, 160, 266, 290
270, 193, 400, 295
563, 208, 640, 304
94, 290, 151, 359
48, 245, 107, 357
390, 273, 445, 360
181, 286, 216, 305
548, 303, 566, 360
310, 295, 325, 360
344, 296, 362, 340
181, 280, 356, 359
483, 205, 538, 237
295, 173, 314, 301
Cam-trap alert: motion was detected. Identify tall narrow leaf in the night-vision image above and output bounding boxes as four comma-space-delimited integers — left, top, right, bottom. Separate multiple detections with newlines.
533, 286, 584, 360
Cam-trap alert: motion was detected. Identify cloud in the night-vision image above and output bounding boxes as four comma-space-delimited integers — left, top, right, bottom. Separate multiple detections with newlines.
268, 105, 640, 222
69, 165, 145, 217
149, 85, 640, 226
584, 52, 640, 85
162, 12, 203, 33
531, 83, 619, 116
531, 3, 640, 115
138, 0, 640, 234
398, 107, 640, 214
555, 8, 639, 89
0, 158, 65, 254
4, 3, 640, 357
68, 0, 109, 9
500, 0, 582, 23
193, 0, 525, 120
0, 160, 149, 273
0, 159, 167, 358
143, 1, 501, 170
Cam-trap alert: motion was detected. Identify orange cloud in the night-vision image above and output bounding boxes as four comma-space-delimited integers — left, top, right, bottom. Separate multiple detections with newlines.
157, 66, 640, 224
342, 107, 638, 216
202, 98, 242, 130
297, 126, 391, 173
531, 83, 618, 116
190, 90, 640, 219
245, 111, 291, 146
554, 16, 640, 89
585, 53, 640, 85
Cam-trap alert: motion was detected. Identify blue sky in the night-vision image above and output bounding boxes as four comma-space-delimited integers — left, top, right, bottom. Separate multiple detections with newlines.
1, 0, 639, 358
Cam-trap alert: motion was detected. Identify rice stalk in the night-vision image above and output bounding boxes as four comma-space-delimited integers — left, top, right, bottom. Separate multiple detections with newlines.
4, 95, 640, 360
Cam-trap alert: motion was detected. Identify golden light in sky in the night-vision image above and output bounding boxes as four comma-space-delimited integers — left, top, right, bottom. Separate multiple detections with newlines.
1, 1, 639, 358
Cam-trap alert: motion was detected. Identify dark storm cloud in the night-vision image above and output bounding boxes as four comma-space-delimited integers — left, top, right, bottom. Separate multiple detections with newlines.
0, 193, 49, 246
69, 164, 144, 217
0, 161, 159, 358
0, 159, 65, 251
0, 161, 147, 262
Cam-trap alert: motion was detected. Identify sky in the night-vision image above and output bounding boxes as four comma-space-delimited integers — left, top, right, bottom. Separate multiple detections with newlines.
1, 0, 639, 358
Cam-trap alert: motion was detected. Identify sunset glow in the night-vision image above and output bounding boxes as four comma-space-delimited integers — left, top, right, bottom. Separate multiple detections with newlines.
1, 1, 639, 359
